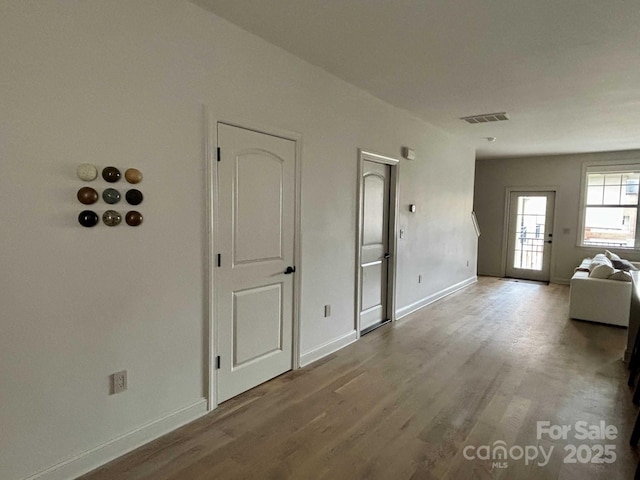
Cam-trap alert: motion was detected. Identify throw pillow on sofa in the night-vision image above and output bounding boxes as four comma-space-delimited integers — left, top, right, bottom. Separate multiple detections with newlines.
612, 259, 638, 271
609, 270, 633, 282
605, 250, 621, 261
589, 254, 613, 271
589, 263, 615, 279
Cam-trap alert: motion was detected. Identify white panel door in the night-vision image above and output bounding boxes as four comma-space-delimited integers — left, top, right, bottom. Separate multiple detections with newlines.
360, 160, 391, 333
505, 191, 555, 282
216, 124, 296, 403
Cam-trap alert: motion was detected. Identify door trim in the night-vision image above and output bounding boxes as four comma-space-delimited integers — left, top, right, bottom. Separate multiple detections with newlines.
355, 149, 400, 339
205, 108, 303, 411
501, 186, 559, 282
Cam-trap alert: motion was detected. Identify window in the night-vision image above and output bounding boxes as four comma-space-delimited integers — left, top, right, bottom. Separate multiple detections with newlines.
580, 165, 640, 248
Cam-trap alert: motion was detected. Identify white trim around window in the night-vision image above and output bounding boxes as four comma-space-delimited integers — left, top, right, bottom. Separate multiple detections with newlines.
578, 162, 640, 250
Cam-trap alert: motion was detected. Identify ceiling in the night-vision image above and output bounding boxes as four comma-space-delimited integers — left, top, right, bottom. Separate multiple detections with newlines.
192, 0, 640, 159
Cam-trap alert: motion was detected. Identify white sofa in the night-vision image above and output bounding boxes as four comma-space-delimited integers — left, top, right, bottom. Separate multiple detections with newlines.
569, 253, 637, 327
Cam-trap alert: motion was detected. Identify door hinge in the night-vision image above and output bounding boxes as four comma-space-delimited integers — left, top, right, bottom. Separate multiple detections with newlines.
217, 147, 221, 162
216, 356, 221, 369
217, 253, 221, 267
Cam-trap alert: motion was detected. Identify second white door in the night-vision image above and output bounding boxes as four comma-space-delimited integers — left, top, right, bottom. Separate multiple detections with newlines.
359, 160, 391, 334
216, 123, 296, 403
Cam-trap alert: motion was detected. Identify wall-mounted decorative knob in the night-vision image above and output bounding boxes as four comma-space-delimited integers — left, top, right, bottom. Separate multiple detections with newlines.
125, 168, 142, 184
125, 210, 143, 226
102, 188, 121, 204
102, 210, 122, 226
76, 163, 98, 181
102, 166, 121, 183
78, 210, 99, 227
77, 187, 99, 205
125, 189, 143, 205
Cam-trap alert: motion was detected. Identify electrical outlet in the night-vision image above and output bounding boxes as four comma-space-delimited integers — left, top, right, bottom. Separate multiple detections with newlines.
324, 305, 331, 317
418, 274, 422, 283
466, 260, 469, 267
399, 229, 405, 239
111, 370, 127, 395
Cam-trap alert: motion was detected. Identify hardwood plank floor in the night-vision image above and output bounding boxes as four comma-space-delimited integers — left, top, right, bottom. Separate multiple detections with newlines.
80, 277, 638, 479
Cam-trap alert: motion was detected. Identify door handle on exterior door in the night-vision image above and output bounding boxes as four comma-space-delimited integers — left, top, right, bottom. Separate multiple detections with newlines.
383, 253, 391, 259
545, 241, 552, 244
284, 266, 296, 274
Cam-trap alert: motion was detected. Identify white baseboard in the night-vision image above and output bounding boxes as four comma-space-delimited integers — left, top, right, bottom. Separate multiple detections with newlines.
396, 276, 478, 320
477, 270, 502, 278
299, 330, 358, 367
25, 399, 208, 480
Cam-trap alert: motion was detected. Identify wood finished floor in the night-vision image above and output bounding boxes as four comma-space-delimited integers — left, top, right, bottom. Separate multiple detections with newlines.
80, 277, 639, 480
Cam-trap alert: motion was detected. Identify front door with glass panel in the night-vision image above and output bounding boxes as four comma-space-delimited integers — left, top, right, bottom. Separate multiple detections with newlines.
505, 191, 555, 282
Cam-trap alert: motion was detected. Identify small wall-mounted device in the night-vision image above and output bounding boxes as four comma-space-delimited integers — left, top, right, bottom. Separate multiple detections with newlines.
409, 204, 416, 213
401, 147, 415, 161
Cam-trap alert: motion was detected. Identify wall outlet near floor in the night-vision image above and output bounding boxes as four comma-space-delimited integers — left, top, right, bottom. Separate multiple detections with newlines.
324, 305, 331, 317
111, 370, 127, 395
466, 260, 469, 267
418, 274, 422, 283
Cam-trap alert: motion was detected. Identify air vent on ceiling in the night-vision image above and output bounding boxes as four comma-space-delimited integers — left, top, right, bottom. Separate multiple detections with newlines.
461, 112, 509, 124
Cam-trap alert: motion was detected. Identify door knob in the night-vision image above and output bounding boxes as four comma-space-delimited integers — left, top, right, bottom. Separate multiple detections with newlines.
284, 266, 296, 274
383, 253, 391, 259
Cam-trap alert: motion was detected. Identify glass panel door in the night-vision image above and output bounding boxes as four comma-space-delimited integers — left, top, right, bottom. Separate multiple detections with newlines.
512, 196, 547, 271
505, 191, 555, 282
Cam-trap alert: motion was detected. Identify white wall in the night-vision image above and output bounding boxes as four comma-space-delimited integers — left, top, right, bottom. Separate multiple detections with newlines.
0, 1, 477, 479
474, 149, 640, 283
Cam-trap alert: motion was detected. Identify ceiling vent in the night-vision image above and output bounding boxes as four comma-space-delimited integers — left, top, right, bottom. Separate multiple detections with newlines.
461, 112, 509, 124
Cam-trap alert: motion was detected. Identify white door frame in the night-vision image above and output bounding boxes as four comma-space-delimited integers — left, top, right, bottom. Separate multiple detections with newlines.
355, 149, 400, 338
205, 108, 303, 410
501, 186, 559, 282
